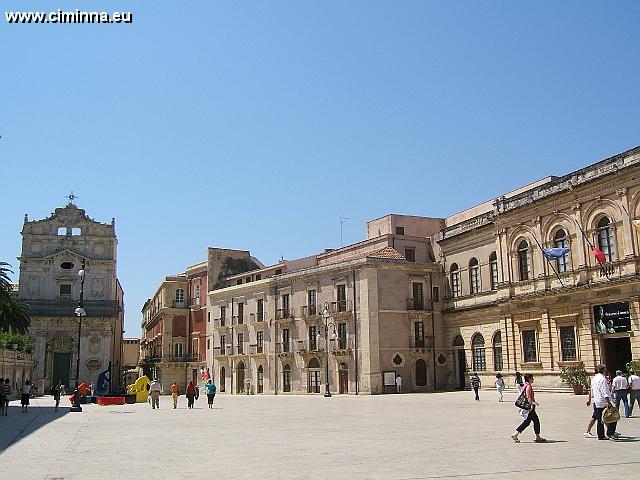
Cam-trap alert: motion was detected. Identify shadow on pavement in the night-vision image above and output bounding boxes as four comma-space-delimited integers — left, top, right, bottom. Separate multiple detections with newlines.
0, 404, 70, 454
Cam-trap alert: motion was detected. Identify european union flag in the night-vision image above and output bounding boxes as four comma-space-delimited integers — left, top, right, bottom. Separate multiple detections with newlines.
542, 247, 570, 260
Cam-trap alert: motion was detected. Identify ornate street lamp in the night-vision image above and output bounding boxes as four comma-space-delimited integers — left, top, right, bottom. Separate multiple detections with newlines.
71, 259, 86, 412
321, 302, 337, 398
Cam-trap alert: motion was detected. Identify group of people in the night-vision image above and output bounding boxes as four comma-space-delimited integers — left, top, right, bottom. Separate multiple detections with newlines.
470, 365, 639, 443
0, 378, 35, 414
148, 378, 217, 409
584, 367, 640, 440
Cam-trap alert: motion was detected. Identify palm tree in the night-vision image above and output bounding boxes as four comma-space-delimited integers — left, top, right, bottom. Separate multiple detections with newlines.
0, 261, 31, 334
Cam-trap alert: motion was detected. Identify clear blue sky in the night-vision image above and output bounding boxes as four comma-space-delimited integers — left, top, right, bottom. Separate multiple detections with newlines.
1, 1, 639, 337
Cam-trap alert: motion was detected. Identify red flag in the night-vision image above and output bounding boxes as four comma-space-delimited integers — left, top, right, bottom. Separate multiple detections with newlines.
591, 247, 606, 265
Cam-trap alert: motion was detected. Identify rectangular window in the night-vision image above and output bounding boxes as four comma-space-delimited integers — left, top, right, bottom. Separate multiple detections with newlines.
237, 333, 244, 355
257, 299, 264, 321
338, 322, 347, 349
220, 305, 226, 326
282, 294, 290, 317
452, 273, 461, 298
245, 277, 251, 283
283, 369, 291, 392
560, 326, 577, 361
414, 322, 424, 347
255, 274, 261, 281
522, 330, 537, 363
395, 226, 405, 235
412, 282, 424, 309
192, 339, 198, 355
494, 345, 503, 371
175, 289, 184, 304
207, 339, 211, 350
308, 371, 320, 393
337, 284, 346, 312
257, 331, 263, 353
282, 328, 290, 352
59, 284, 72, 296
308, 289, 317, 315
237, 302, 244, 324
220, 335, 226, 353
470, 266, 480, 294
236, 279, 242, 285
432, 286, 439, 303
207, 312, 211, 323
405, 248, 416, 262
309, 326, 317, 351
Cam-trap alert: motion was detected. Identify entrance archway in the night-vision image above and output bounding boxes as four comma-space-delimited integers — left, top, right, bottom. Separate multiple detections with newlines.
237, 361, 246, 394
415, 359, 427, 386
308, 357, 320, 393
453, 335, 466, 389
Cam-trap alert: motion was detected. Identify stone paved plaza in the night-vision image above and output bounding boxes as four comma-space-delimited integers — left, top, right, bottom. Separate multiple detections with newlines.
1, 390, 639, 479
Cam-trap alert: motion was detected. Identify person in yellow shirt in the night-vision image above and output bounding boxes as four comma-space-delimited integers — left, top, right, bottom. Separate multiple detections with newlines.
170, 381, 180, 409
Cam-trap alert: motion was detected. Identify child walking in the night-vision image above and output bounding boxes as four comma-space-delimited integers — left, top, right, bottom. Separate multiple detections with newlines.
495, 373, 505, 402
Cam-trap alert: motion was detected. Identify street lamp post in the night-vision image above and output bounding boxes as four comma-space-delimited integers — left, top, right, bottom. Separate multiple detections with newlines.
71, 259, 86, 412
321, 302, 337, 398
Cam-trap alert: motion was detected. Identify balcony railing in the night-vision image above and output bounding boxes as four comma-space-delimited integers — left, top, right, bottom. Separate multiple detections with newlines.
248, 344, 264, 355
276, 342, 292, 354
236, 344, 245, 355
407, 298, 429, 311
232, 315, 246, 326
301, 305, 318, 316
276, 308, 294, 320
213, 318, 227, 328
330, 300, 350, 313
250, 312, 265, 322
162, 355, 199, 362
410, 336, 434, 349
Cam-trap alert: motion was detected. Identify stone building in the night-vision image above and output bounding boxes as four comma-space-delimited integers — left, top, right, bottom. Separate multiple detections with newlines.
207, 228, 444, 395
122, 338, 140, 386
438, 146, 640, 389
17, 201, 124, 392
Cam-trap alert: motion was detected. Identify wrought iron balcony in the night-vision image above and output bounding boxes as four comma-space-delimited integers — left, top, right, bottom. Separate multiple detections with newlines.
248, 344, 265, 355
250, 312, 265, 323
329, 300, 350, 314
213, 318, 227, 328
276, 342, 292, 354
410, 336, 434, 349
407, 298, 429, 311
276, 308, 294, 320
301, 305, 318, 316
232, 315, 246, 326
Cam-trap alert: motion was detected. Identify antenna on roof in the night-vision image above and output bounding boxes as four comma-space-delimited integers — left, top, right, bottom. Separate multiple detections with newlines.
65, 190, 78, 205
340, 217, 350, 246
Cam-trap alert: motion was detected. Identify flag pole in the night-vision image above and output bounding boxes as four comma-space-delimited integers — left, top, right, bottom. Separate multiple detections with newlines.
531, 234, 564, 286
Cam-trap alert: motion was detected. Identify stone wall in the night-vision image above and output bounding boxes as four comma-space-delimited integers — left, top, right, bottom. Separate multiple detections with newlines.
0, 348, 35, 398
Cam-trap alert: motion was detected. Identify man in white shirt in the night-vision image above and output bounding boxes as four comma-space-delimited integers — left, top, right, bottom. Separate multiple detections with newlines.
589, 364, 617, 440
628, 369, 640, 417
395, 375, 402, 393
612, 370, 630, 418
149, 379, 162, 410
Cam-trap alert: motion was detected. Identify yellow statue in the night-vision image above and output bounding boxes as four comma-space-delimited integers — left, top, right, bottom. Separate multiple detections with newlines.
127, 375, 150, 403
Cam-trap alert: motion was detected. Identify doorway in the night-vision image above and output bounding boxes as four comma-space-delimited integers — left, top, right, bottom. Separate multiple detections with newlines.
237, 361, 245, 394
602, 337, 632, 375
339, 363, 348, 394
52, 352, 71, 388
457, 350, 467, 389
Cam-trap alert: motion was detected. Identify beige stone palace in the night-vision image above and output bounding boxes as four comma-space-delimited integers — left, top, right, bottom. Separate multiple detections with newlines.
201, 146, 640, 394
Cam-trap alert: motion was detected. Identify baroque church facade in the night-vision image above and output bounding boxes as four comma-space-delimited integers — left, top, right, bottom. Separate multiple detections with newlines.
18, 201, 124, 391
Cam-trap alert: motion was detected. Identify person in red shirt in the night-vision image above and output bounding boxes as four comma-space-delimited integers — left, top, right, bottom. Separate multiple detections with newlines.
170, 381, 180, 409
186, 381, 196, 409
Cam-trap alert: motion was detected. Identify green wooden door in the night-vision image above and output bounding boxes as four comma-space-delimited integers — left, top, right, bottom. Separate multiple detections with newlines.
52, 352, 71, 387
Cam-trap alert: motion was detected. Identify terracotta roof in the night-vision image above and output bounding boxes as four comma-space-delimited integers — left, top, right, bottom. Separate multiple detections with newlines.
323, 246, 406, 265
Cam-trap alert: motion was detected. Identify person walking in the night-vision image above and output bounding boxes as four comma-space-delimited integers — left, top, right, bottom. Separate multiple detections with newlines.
21, 380, 31, 413
53, 381, 62, 412
495, 373, 505, 402
205, 379, 216, 409
514, 371, 524, 394
186, 381, 196, 409
2, 378, 11, 415
628, 369, 640, 417
612, 370, 630, 418
0, 378, 4, 416
171, 381, 180, 409
395, 375, 402, 393
590, 364, 618, 440
149, 378, 162, 410
511, 373, 546, 443
471, 373, 481, 401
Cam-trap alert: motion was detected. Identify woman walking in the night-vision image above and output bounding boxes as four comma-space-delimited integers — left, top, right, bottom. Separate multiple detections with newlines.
21, 380, 31, 413
53, 381, 62, 412
205, 379, 217, 409
511, 373, 546, 443
495, 373, 505, 402
186, 381, 196, 409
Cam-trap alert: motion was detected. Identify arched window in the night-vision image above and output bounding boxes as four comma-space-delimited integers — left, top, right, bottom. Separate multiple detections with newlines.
283, 364, 291, 392
597, 216, 616, 262
489, 252, 499, 290
220, 366, 226, 392
174, 342, 183, 358
554, 229, 570, 273
450, 264, 461, 298
493, 331, 503, 371
308, 357, 320, 369
471, 333, 486, 372
175, 288, 185, 305
257, 365, 264, 394
518, 240, 531, 281
469, 258, 480, 294
453, 335, 464, 347
415, 359, 427, 386
308, 357, 320, 393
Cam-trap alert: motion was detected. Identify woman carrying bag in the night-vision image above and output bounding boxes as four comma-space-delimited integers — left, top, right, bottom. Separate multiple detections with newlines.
511, 373, 546, 443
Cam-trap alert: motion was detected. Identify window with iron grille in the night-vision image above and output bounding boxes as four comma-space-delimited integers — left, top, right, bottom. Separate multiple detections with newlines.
469, 258, 480, 294
522, 330, 537, 362
471, 334, 486, 371
337, 284, 347, 311
308, 289, 317, 315
220, 335, 226, 353
450, 264, 461, 298
597, 217, 616, 262
282, 328, 290, 352
309, 326, 317, 351
414, 322, 425, 348
338, 322, 347, 349
257, 331, 263, 353
518, 241, 531, 281
560, 326, 577, 361
493, 331, 503, 371
237, 333, 244, 355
